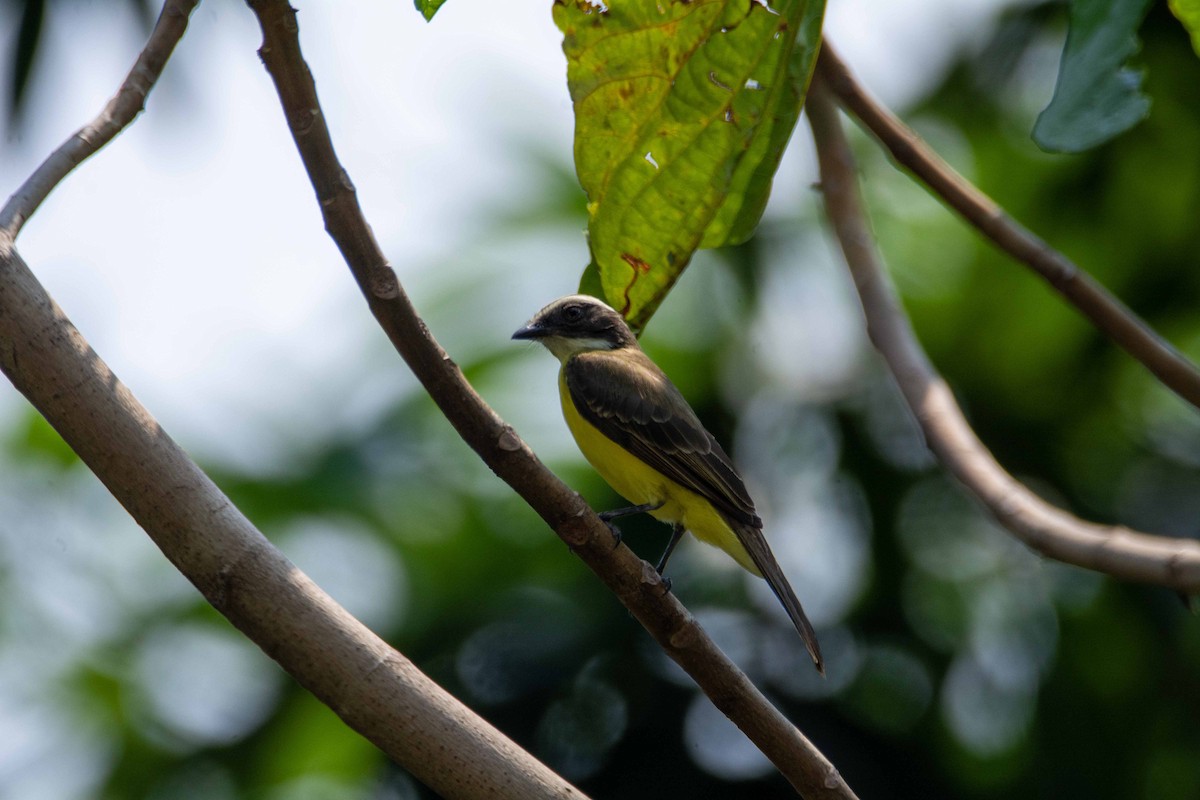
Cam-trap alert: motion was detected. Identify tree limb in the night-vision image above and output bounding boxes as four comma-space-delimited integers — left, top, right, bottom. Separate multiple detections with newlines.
0, 4, 588, 799
0, 244, 590, 800
815, 43, 1200, 413
806, 76, 1200, 593
244, 1, 856, 796
0, 0, 199, 238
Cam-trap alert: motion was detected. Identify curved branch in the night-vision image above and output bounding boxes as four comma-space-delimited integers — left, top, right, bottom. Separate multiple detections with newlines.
815, 44, 1200, 413
806, 77, 1200, 593
245, 1, 856, 797
0, 0, 199, 238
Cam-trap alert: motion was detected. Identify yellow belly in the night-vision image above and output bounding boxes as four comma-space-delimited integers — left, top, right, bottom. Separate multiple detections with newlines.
558, 370, 758, 574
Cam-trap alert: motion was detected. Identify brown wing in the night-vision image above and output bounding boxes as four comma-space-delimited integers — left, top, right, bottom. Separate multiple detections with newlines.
567, 349, 824, 673
564, 349, 761, 528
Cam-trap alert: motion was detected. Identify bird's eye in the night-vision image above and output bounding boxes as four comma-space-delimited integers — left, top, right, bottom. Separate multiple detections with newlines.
562, 305, 584, 323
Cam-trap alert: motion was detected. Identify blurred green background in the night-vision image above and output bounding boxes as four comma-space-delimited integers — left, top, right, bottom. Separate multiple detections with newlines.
2, 1, 1200, 799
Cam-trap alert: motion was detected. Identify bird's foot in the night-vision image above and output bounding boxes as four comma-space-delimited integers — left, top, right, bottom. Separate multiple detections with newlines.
598, 500, 664, 523
604, 520, 623, 549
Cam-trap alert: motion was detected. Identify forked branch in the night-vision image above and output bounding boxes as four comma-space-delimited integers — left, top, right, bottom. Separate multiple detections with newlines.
806, 78, 1200, 593
0, 0, 199, 237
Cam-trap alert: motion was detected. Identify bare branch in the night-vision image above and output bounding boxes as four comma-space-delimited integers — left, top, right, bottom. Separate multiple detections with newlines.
0, 244, 588, 800
0, 2, 588, 797
815, 44, 1200, 413
244, 1, 856, 796
0, 0, 199, 238
806, 77, 1200, 593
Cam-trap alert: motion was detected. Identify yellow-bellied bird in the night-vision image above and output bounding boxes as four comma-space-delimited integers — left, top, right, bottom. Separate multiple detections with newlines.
513, 295, 823, 674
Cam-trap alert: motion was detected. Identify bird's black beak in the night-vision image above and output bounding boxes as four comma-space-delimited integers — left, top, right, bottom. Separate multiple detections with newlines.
511, 323, 544, 341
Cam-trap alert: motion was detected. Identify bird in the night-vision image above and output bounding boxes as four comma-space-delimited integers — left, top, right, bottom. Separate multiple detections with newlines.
513, 294, 824, 674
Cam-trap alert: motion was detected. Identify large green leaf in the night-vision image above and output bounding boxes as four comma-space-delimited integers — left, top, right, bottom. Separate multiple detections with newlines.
1169, 0, 1200, 56
554, 0, 825, 331
1032, 0, 1153, 153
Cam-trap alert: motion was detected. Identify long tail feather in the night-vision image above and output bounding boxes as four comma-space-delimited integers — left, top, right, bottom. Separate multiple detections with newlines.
736, 523, 824, 675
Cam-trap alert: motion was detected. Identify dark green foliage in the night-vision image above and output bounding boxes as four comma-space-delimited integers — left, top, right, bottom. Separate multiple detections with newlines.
1033, 0, 1154, 152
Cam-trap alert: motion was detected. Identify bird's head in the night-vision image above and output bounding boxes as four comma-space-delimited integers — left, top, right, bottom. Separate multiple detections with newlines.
512, 294, 638, 362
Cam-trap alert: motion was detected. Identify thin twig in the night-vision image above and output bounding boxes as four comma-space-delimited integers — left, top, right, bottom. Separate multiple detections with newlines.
806, 77, 1200, 593
245, 1, 857, 796
815, 43, 1200, 413
0, 0, 199, 238
0, 4, 588, 799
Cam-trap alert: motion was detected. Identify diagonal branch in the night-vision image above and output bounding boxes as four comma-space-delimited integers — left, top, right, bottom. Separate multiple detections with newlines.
0, 0, 199, 238
0, 4, 587, 799
815, 43, 1200, 413
0, 245, 589, 800
245, 1, 856, 797
806, 77, 1200, 593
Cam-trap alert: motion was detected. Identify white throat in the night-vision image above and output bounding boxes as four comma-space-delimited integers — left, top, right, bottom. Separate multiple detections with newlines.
540, 335, 617, 364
